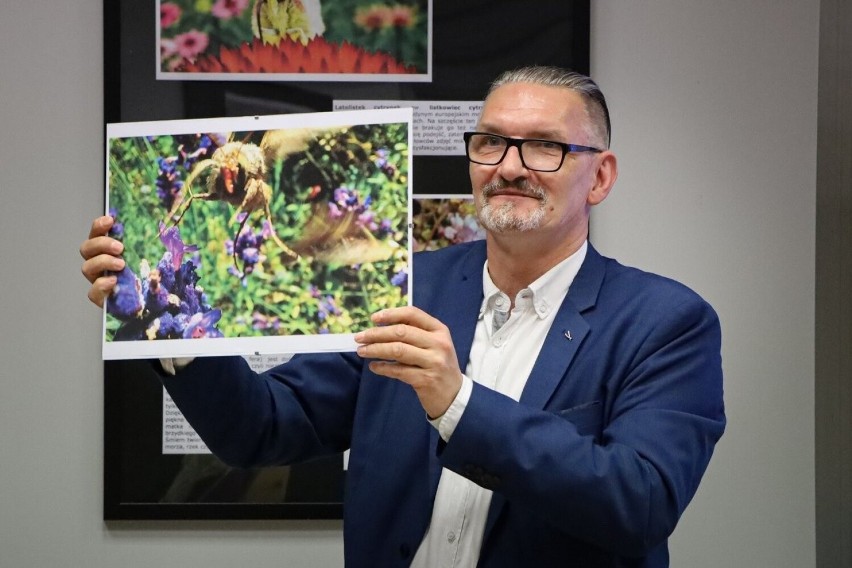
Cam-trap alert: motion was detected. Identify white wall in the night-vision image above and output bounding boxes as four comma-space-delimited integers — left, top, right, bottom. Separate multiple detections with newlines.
592, 2, 818, 566
0, 1, 817, 566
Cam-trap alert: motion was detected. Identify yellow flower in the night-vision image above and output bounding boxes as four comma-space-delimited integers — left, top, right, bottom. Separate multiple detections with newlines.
251, 0, 325, 45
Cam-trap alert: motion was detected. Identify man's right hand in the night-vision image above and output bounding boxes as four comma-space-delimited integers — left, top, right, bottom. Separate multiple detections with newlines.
80, 215, 126, 308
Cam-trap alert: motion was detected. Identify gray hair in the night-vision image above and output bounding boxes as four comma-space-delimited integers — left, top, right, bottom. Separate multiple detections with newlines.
488, 66, 611, 148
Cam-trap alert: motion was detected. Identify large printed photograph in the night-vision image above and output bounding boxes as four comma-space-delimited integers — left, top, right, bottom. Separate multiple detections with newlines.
157, 0, 431, 81
104, 109, 412, 360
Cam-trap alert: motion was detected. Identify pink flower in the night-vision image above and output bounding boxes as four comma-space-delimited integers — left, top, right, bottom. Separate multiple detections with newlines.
160, 38, 177, 59
160, 2, 182, 28
211, 0, 249, 20
174, 30, 210, 59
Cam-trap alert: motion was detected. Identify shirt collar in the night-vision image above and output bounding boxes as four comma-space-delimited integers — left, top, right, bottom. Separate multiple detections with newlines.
479, 240, 588, 320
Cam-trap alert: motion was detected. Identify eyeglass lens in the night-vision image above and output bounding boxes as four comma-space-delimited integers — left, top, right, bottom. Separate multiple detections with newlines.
466, 134, 564, 171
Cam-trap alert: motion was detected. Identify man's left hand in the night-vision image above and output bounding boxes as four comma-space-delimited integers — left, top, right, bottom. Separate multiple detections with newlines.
355, 307, 462, 419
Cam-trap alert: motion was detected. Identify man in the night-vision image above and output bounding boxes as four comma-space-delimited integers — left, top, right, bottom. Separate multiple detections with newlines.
81, 66, 725, 567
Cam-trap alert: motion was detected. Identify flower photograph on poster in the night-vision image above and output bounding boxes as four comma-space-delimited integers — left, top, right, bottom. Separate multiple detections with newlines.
157, 0, 430, 80
412, 195, 485, 252
104, 109, 411, 360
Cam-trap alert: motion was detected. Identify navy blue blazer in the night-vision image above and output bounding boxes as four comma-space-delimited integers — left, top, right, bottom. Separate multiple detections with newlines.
163, 241, 725, 567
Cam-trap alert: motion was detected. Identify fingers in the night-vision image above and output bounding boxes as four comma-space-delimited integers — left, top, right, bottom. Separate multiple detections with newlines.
370, 306, 445, 332
354, 307, 455, 371
81, 215, 126, 308
81, 216, 125, 280
355, 307, 449, 363
81, 246, 125, 283
356, 307, 462, 418
86, 215, 114, 241
87, 274, 117, 308
80, 217, 123, 260
357, 335, 434, 371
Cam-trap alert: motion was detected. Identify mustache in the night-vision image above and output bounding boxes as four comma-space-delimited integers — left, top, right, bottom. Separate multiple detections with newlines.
480, 179, 546, 200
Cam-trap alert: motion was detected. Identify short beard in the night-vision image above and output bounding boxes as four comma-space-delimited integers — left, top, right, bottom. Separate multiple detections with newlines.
476, 179, 548, 233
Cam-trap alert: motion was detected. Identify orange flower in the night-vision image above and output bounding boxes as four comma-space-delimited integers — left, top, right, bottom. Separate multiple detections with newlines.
354, 6, 392, 30
388, 5, 417, 28
354, 4, 418, 30
177, 37, 417, 74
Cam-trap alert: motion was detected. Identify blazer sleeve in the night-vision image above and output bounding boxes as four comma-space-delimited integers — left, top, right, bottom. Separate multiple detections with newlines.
437, 290, 725, 557
160, 350, 363, 468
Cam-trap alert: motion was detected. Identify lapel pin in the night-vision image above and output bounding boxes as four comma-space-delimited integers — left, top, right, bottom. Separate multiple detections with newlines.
563, 330, 572, 341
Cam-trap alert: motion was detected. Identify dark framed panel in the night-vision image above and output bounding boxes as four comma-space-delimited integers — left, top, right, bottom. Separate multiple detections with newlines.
104, 360, 345, 520
104, 0, 589, 520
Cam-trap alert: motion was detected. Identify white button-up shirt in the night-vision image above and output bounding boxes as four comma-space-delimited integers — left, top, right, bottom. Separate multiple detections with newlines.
411, 241, 587, 567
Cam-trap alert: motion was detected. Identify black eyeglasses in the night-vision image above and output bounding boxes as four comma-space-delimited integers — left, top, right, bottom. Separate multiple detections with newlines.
463, 132, 602, 172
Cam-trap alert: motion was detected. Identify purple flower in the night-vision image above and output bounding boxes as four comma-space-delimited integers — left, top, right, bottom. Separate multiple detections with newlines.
152, 312, 183, 338
143, 269, 173, 314
225, 225, 268, 281
183, 309, 223, 339
159, 222, 199, 271
391, 270, 408, 296
377, 218, 393, 237
373, 148, 389, 168
333, 187, 360, 208
156, 156, 183, 212
357, 210, 379, 232
179, 282, 204, 316
310, 287, 342, 324
252, 312, 281, 331
152, 253, 176, 293
174, 134, 216, 165
327, 186, 383, 235
327, 202, 344, 220
106, 266, 144, 320
108, 208, 124, 240
107, 225, 221, 341
177, 261, 200, 290
373, 148, 397, 177
317, 295, 341, 322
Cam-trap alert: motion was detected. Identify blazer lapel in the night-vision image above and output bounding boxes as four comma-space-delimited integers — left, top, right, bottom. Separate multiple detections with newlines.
429, 242, 486, 371
483, 244, 606, 540
518, 244, 604, 408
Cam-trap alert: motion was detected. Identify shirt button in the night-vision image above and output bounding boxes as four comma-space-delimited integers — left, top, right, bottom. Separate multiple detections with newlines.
495, 297, 505, 307
447, 531, 456, 543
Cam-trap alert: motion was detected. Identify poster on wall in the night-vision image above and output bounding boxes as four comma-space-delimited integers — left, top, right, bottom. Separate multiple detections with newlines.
157, 0, 432, 81
105, 356, 345, 520
103, 108, 412, 360
104, 0, 589, 521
